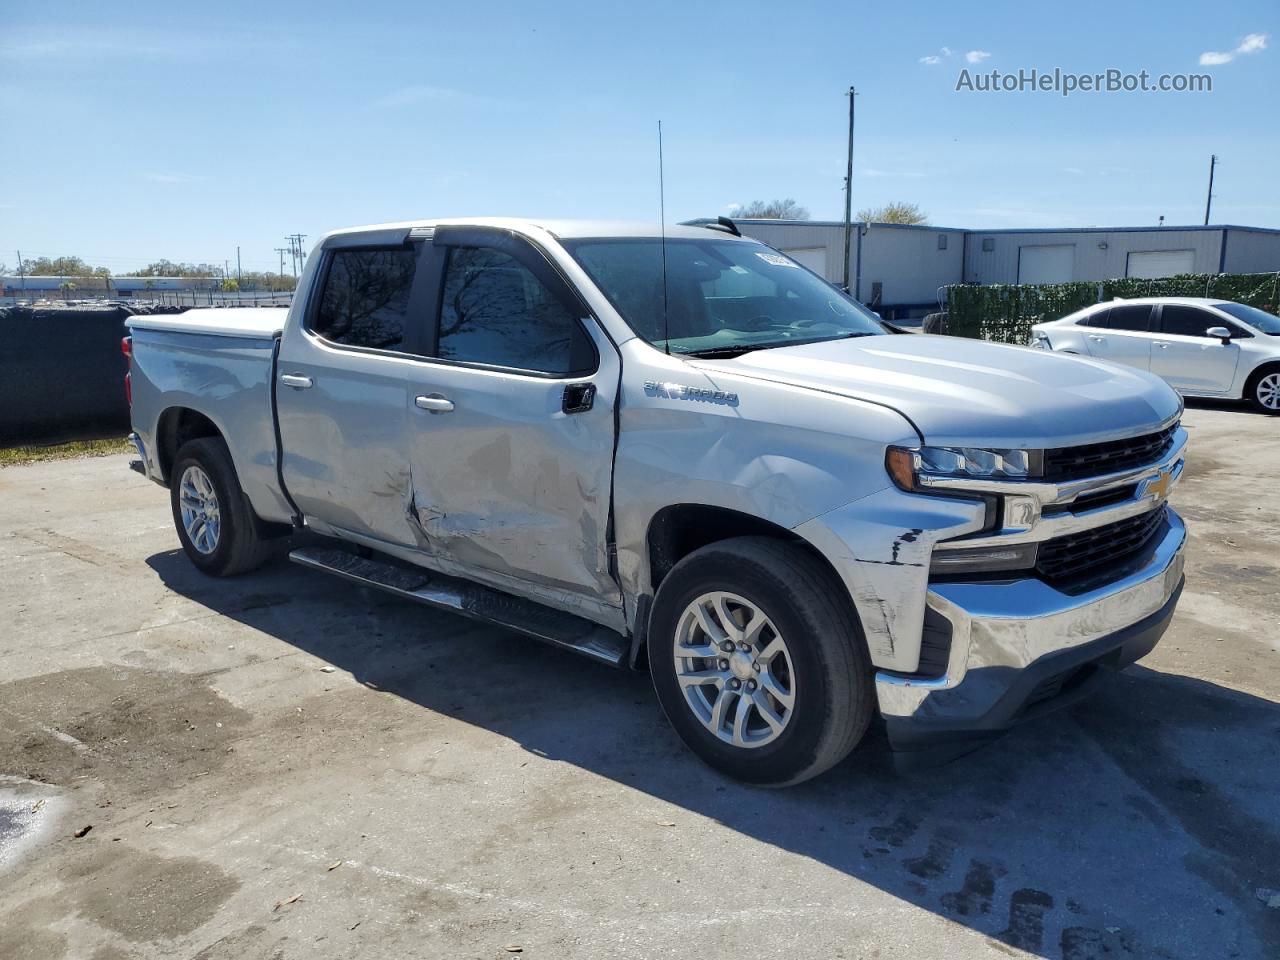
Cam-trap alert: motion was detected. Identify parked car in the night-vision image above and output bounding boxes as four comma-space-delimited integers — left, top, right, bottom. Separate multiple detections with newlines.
1030, 297, 1280, 414
124, 218, 1187, 785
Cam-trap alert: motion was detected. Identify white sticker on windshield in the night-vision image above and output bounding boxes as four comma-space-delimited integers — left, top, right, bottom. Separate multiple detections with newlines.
729, 265, 749, 274
755, 252, 797, 267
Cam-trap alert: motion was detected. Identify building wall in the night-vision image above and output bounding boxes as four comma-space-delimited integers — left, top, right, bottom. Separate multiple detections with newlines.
1221, 229, 1280, 274
732, 220, 965, 310
856, 225, 964, 308
962, 228, 1226, 284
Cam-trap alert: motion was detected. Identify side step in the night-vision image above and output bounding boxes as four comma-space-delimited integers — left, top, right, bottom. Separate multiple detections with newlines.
289, 546, 629, 667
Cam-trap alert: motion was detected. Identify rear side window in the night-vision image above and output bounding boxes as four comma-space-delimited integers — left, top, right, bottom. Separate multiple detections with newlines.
438, 246, 593, 375
1105, 305, 1153, 332
312, 248, 418, 350
1160, 305, 1216, 338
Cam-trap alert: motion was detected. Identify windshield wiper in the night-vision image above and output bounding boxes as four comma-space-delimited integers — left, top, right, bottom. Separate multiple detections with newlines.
682, 331, 880, 359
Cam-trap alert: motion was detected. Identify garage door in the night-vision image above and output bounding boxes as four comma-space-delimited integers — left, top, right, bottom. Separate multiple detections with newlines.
1126, 249, 1195, 279
1018, 245, 1075, 284
781, 247, 828, 277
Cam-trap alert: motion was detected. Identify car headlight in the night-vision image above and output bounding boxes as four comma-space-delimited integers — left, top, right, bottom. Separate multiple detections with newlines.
886, 445, 1032, 491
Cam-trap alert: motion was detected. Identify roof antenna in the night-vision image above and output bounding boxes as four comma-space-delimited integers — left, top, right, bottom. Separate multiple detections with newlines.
658, 120, 670, 355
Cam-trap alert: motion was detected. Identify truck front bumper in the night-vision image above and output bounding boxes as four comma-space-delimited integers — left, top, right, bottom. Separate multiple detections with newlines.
876, 507, 1186, 766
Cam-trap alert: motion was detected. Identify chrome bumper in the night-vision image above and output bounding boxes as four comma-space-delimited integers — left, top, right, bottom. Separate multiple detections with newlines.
876, 506, 1186, 724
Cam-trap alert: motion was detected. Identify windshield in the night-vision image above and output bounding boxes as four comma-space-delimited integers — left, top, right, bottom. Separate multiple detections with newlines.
1217, 302, 1280, 335
564, 237, 886, 355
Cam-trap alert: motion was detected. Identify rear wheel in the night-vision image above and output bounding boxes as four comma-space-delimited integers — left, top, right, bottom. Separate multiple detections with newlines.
170, 437, 273, 576
648, 537, 874, 786
1247, 366, 1280, 415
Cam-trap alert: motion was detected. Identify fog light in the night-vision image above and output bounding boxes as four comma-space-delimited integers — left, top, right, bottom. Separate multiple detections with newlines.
930, 542, 1039, 575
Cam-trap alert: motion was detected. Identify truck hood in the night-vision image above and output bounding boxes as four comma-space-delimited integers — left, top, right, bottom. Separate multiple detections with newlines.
692, 334, 1182, 449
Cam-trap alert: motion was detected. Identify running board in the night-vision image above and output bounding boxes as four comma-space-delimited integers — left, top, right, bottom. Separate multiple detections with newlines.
288, 546, 628, 667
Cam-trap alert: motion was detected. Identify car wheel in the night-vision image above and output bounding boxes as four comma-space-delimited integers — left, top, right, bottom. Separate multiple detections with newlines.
170, 437, 273, 576
647, 536, 874, 786
1247, 366, 1280, 415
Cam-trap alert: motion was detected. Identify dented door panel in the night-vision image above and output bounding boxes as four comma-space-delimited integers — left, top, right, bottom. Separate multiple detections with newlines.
403, 350, 623, 609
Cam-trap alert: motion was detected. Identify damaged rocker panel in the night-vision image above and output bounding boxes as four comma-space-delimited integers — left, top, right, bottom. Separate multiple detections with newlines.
289, 546, 629, 667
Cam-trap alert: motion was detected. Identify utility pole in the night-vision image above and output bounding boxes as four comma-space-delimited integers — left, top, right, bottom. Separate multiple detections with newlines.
842, 86, 857, 293
1203, 154, 1217, 225
236, 246, 242, 286
275, 247, 289, 277
285, 234, 307, 278
16, 250, 25, 292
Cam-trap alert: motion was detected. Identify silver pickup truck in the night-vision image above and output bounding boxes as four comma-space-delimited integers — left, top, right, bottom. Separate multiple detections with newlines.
126, 217, 1187, 784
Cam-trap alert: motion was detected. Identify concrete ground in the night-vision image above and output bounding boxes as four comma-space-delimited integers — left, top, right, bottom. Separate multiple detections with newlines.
1, 401, 1278, 960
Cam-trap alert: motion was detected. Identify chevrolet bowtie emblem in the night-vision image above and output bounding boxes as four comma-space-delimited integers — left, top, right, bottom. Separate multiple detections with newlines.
1147, 467, 1175, 501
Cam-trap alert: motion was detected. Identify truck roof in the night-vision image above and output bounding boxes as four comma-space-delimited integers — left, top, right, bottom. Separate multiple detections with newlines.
323, 217, 752, 245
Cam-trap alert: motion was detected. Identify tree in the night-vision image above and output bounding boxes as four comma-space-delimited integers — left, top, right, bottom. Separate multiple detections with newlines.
59, 280, 77, 300
735, 198, 810, 220
856, 202, 928, 225
221, 278, 240, 292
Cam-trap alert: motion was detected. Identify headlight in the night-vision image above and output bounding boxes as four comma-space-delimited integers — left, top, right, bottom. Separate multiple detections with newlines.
886, 445, 1032, 491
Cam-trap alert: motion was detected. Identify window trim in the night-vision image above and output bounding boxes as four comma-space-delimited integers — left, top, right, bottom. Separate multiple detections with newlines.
425, 226, 601, 380
303, 243, 432, 357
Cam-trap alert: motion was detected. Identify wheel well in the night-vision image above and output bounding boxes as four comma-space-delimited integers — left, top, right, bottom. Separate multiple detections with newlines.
645, 504, 850, 598
156, 408, 222, 483
1245, 361, 1280, 395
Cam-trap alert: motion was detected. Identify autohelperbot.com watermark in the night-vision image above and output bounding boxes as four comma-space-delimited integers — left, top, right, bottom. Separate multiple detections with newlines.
955, 67, 1212, 97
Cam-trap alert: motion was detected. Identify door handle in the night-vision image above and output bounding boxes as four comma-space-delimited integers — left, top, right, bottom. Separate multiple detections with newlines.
280, 374, 313, 389
415, 394, 455, 414
1153, 342, 1170, 349
1087, 335, 1104, 342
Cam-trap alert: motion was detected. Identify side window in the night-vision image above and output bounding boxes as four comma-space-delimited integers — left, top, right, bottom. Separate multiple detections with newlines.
1160, 306, 1215, 338
312, 248, 418, 350
438, 246, 592, 375
1107, 305, 1153, 332
1080, 309, 1109, 327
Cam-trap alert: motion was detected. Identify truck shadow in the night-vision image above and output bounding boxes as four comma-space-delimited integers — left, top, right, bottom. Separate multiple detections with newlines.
147, 550, 1280, 960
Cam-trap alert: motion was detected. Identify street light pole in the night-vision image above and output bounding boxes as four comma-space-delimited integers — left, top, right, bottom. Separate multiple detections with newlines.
1203, 154, 1217, 226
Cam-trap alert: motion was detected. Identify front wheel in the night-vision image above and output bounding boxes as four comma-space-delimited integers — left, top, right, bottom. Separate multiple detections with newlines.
647, 537, 874, 786
1247, 367, 1280, 415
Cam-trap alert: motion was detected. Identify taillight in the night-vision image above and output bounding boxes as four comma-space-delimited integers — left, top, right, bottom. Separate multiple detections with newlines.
122, 337, 133, 405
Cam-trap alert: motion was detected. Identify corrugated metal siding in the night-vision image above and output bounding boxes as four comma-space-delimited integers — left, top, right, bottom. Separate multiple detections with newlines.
1222, 230, 1280, 274
857, 226, 964, 306
964, 230, 1223, 284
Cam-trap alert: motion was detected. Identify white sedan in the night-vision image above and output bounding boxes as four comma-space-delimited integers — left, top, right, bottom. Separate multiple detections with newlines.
1030, 297, 1280, 414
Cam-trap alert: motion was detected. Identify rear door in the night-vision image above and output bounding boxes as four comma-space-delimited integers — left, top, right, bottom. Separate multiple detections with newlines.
276, 241, 430, 544
402, 226, 622, 610
1151, 304, 1242, 392
1082, 303, 1155, 370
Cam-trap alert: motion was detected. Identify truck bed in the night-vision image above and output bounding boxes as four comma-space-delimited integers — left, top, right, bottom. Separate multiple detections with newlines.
127, 306, 288, 340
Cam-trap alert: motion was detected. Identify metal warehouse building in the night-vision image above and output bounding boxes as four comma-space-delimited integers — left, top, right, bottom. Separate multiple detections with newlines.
725, 220, 1280, 320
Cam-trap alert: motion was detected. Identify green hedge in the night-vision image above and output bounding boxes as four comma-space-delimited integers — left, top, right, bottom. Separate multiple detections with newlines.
945, 271, 1280, 344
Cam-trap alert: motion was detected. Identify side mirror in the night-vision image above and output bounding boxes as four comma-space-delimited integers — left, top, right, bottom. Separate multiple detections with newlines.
1205, 326, 1232, 344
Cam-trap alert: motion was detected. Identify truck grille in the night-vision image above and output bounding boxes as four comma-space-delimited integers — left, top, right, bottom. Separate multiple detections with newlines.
1036, 505, 1168, 584
1042, 423, 1177, 482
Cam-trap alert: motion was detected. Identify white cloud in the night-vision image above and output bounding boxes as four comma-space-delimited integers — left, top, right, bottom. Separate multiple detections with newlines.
722, 202, 742, 214
919, 55, 941, 65
941, 46, 954, 57
966, 50, 991, 64
1237, 33, 1268, 53
1063, 167, 1085, 175
1199, 32, 1269, 65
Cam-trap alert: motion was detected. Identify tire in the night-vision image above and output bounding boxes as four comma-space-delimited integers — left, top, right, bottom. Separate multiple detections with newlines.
647, 536, 874, 786
1245, 365, 1280, 415
170, 437, 273, 576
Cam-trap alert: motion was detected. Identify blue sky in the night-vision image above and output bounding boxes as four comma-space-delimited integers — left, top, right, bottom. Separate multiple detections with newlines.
1, 0, 1276, 273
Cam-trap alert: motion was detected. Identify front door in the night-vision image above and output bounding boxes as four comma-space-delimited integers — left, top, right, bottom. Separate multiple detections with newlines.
403, 227, 622, 613
276, 243, 431, 544
1150, 304, 1241, 393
